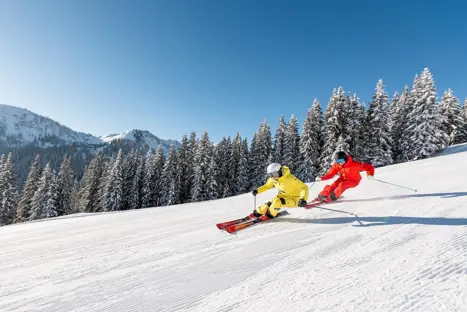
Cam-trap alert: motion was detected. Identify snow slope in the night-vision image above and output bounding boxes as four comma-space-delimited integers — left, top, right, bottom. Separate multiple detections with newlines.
1, 148, 466, 312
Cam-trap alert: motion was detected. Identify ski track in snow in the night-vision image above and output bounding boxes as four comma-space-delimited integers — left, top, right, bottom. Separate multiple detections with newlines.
1, 148, 467, 312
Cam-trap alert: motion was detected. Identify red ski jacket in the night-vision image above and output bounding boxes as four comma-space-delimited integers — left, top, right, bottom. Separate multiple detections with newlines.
321, 156, 375, 183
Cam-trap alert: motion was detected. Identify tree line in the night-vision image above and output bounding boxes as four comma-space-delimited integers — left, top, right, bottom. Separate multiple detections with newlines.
1, 67, 466, 226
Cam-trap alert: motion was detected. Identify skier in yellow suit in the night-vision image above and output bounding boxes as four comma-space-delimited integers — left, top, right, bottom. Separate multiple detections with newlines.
251, 163, 309, 220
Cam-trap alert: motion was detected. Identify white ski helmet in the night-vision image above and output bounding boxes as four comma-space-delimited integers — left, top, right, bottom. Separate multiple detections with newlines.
267, 163, 282, 177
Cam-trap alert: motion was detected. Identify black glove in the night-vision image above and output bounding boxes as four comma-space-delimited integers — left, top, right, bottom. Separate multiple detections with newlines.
298, 199, 307, 207
252, 189, 258, 196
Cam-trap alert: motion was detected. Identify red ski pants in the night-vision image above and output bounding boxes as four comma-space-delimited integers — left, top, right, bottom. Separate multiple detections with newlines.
319, 178, 360, 200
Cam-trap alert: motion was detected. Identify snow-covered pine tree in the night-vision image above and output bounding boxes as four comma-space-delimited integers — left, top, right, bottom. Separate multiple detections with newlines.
70, 179, 81, 213
161, 144, 181, 206
222, 136, 236, 198
207, 150, 220, 200
366, 79, 393, 166
177, 133, 191, 203
191, 129, 213, 202
141, 150, 157, 208
272, 115, 287, 163
0, 154, 5, 207
56, 155, 75, 216
102, 149, 124, 212
153, 146, 165, 206
16, 154, 42, 222
0, 153, 18, 226
235, 138, 250, 193
229, 133, 243, 195
248, 132, 258, 188
391, 86, 410, 163
208, 137, 226, 198
129, 152, 145, 209
78, 152, 106, 213
251, 120, 272, 187
297, 99, 323, 182
348, 94, 367, 161
319, 87, 350, 173
283, 114, 301, 172
404, 68, 448, 160
122, 149, 137, 210
439, 89, 467, 145
357, 103, 371, 163
185, 131, 198, 202
462, 99, 467, 143
30, 163, 58, 220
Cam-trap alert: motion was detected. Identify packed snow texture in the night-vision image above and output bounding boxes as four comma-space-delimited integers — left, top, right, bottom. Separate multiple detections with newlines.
1, 147, 466, 312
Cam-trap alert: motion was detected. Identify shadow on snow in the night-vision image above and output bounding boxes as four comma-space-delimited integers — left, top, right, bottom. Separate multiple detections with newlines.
338, 191, 467, 202
276, 216, 467, 227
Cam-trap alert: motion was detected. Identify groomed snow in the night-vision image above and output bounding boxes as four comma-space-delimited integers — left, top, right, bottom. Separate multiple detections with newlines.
1, 148, 466, 312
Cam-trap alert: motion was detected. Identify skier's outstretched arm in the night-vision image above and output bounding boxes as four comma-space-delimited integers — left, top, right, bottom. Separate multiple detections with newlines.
256, 178, 275, 194
320, 164, 339, 181
360, 162, 375, 177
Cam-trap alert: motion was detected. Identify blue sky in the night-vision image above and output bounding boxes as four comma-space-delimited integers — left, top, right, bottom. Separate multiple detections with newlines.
1, 0, 466, 143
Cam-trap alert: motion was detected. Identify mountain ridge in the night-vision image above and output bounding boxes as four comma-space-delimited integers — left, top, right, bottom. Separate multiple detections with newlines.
0, 103, 180, 152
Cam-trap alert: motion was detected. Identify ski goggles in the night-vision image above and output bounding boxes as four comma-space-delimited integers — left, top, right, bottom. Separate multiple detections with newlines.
268, 171, 280, 178
335, 158, 346, 164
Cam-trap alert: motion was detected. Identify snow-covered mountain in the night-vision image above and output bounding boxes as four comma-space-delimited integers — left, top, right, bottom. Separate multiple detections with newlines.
1, 144, 466, 312
0, 104, 102, 147
100, 129, 181, 154
0, 104, 180, 153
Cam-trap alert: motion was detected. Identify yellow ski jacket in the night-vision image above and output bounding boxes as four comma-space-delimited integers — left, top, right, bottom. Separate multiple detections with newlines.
257, 166, 309, 201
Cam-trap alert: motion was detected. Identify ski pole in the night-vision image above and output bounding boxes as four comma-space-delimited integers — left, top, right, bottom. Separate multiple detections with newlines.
373, 178, 417, 192
314, 205, 363, 225
308, 182, 315, 190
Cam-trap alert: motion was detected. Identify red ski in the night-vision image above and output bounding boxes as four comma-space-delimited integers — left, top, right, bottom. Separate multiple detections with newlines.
304, 196, 345, 209
216, 215, 254, 230
225, 211, 290, 234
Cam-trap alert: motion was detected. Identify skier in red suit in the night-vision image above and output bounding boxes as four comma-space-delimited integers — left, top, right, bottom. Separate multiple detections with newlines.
314, 151, 375, 203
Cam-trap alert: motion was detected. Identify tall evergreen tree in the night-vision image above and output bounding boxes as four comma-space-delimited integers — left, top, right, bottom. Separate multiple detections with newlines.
122, 149, 138, 210
16, 154, 42, 222
0, 153, 18, 226
439, 89, 467, 145
161, 144, 181, 205
391, 86, 410, 163
56, 155, 75, 216
251, 120, 272, 187
272, 115, 287, 163
207, 151, 220, 200
222, 136, 236, 198
319, 87, 349, 172
462, 99, 467, 142
248, 132, 258, 188
102, 149, 124, 212
229, 133, 243, 195
297, 99, 323, 181
78, 151, 106, 213
366, 79, 393, 166
30, 163, 58, 220
403, 68, 448, 160
283, 114, 301, 172
141, 150, 157, 208
191, 130, 213, 202
236, 138, 250, 193
177, 133, 192, 203
129, 153, 145, 209
348, 94, 364, 159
